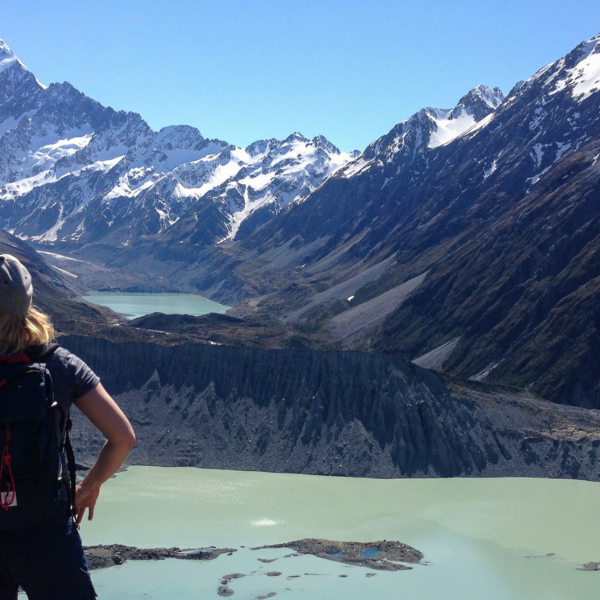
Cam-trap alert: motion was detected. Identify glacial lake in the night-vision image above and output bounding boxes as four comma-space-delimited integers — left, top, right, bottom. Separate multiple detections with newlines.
82, 291, 230, 320
82, 467, 600, 600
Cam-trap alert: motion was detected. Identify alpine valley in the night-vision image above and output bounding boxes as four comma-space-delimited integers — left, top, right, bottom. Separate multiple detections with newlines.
1, 33, 600, 480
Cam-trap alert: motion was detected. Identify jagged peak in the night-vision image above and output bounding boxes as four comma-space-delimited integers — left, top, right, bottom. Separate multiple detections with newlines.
0, 39, 15, 61
451, 85, 504, 121
363, 83, 505, 160
284, 132, 309, 144
157, 124, 204, 139
151, 125, 232, 155
0, 39, 47, 92
0, 38, 30, 75
520, 31, 600, 99
41, 81, 109, 117
572, 32, 600, 63
508, 80, 527, 96
245, 138, 278, 157
45, 81, 82, 97
312, 134, 340, 154
465, 85, 504, 108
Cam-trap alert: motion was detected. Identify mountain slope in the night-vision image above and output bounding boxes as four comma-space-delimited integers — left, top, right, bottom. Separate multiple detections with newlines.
206, 34, 600, 409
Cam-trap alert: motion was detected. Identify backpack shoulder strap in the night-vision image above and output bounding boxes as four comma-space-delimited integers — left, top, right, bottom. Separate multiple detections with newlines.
63, 416, 77, 523
24, 343, 60, 364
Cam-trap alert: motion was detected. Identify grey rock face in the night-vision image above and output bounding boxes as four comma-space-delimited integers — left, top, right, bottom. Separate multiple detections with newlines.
64, 336, 600, 480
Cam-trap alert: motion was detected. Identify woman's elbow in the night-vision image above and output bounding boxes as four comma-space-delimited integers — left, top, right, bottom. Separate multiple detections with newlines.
110, 426, 136, 451
124, 428, 136, 450
123, 426, 136, 450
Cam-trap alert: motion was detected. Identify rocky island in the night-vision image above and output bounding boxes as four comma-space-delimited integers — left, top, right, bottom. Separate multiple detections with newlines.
251, 539, 423, 571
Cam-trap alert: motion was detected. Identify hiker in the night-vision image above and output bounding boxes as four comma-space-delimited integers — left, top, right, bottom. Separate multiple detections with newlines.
0, 254, 135, 599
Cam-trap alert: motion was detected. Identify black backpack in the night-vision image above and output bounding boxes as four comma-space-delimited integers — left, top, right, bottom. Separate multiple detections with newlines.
0, 344, 77, 530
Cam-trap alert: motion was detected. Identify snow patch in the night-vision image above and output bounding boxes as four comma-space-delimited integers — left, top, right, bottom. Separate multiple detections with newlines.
35, 204, 65, 243
529, 107, 546, 131
50, 265, 78, 279
526, 166, 552, 189
531, 143, 545, 168
342, 157, 373, 177
428, 107, 476, 149
463, 111, 496, 138
38, 251, 88, 263
0, 56, 19, 74
31, 134, 93, 170
555, 142, 572, 162
483, 160, 497, 179
551, 37, 600, 102
571, 50, 600, 101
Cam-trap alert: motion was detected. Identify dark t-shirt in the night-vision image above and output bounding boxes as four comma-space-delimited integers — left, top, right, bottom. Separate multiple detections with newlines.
44, 346, 100, 411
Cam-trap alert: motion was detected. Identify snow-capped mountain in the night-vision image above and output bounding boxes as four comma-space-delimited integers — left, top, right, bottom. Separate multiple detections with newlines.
247, 34, 600, 258
338, 84, 505, 178
159, 132, 360, 245
207, 33, 600, 409
0, 38, 356, 248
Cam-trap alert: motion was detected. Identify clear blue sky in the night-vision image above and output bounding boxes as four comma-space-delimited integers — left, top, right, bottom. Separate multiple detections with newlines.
3, 1, 600, 151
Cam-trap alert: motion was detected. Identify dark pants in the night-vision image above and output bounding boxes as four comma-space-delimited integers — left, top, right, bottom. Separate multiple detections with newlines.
0, 514, 96, 600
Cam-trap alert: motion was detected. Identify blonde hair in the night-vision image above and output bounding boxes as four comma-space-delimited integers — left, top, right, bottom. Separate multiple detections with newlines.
0, 306, 55, 354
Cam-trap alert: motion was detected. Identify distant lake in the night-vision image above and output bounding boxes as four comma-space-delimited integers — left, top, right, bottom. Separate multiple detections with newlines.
82, 291, 230, 320
83, 467, 600, 600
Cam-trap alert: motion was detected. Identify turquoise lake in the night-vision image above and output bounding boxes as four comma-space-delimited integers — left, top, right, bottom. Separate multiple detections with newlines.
82, 291, 230, 320
81, 467, 600, 600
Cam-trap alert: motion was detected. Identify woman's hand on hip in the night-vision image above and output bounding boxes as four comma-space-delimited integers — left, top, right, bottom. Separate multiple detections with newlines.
75, 481, 100, 523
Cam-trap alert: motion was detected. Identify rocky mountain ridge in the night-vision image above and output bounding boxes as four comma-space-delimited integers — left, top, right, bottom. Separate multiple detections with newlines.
0, 38, 356, 248
175, 32, 600, 410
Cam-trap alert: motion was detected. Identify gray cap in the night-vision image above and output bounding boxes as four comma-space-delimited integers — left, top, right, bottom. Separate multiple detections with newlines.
0, 254, 33, 315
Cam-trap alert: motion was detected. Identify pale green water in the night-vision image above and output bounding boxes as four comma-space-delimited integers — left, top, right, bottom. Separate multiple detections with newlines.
82, 291, 229, 319
83, 467, 600, 599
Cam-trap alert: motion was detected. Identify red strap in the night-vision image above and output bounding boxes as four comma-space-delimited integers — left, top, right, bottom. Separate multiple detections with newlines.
0, 354, 31, 364
0, 424, 16, 510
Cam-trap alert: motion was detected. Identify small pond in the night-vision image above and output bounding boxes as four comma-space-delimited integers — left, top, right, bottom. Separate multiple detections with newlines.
82, 291, 230, 320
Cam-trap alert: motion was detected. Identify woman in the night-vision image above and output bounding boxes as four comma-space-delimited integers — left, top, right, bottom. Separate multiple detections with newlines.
0, 253, 136, 599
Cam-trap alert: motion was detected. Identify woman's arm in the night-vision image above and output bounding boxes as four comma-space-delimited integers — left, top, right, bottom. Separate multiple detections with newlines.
73, 383, 136, 523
